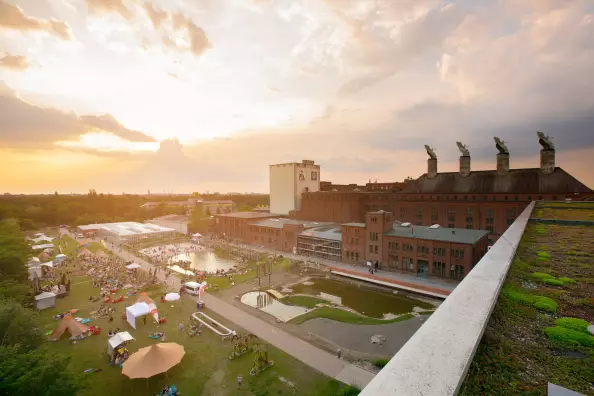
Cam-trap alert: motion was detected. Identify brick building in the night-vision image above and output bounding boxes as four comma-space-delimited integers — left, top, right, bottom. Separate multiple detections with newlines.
342, 210, 489, 280
294, 137, 593, 244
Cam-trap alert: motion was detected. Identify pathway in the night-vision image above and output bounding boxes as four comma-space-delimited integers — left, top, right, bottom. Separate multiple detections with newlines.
206, 239, 456, 298
104, 241, 375, 388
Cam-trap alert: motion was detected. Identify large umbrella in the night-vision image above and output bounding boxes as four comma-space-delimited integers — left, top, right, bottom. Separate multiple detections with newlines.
122, 343, 185, 379
164, 293, 180, 302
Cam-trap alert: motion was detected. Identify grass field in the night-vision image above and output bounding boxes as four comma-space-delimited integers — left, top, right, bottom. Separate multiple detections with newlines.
39, 276, 351, 396
289, 307, 416, 325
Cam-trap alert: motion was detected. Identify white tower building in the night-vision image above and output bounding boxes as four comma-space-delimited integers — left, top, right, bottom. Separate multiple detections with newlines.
269, 160, 320, 215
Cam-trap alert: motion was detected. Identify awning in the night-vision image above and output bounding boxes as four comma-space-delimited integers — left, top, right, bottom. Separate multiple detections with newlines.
126, 263, 141, 269
107, 331, 135, 355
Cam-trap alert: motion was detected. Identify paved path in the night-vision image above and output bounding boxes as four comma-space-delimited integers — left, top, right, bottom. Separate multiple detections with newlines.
103, 241, 375, 388
207, 240, 456, 298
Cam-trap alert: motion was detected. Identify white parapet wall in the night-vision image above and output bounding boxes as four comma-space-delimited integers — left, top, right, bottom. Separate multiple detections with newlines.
360, 201, 535, 396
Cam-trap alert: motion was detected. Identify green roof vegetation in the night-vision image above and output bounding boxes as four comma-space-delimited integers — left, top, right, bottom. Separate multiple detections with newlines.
460, 203, 594, 396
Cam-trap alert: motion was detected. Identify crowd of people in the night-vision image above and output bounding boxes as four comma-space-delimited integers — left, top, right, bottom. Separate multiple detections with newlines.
138, 243, 203, 267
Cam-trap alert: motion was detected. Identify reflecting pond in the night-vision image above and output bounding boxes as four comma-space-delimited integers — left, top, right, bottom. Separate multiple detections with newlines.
241, 291, 308, 322
168, 251, 236, 273
289, 278, 434, 318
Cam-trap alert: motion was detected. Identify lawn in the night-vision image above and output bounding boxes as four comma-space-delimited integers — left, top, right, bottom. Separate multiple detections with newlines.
288, 307, 416, 325
86, 242, 108, 254
39, 276, 350, 396
460, 204, 594, 396
55, 235, 81, 258
206, 257, 291, 292
281, 295, 327, 309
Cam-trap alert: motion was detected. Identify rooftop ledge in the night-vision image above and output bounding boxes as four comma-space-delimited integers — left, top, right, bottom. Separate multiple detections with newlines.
360, 201, 536, 396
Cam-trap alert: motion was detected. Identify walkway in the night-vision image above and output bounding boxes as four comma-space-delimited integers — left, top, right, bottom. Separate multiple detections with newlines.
104, 241, 375, 388
207, 240, 456, 298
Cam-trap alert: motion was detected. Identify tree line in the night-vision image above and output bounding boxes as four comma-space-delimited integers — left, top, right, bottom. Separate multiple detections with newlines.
0, 219, 81, 395
0, 192, 269, 230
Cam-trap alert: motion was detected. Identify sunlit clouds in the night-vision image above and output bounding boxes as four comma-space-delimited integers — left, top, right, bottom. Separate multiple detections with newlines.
1, 0, 594, 193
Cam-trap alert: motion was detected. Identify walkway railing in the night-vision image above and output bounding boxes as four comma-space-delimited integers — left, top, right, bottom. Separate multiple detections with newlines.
360, 202, 535, 396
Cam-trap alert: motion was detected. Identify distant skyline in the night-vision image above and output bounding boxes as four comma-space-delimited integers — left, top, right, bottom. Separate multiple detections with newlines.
1, 0, 594, 194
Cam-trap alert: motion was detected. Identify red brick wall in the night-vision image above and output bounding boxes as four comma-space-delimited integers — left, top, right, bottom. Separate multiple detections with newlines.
341, 225, 366, 263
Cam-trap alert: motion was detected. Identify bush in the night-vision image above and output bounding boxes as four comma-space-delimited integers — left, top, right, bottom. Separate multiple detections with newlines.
537, 252, 551, 259
544, 326, 594, 348
340, 385, 361, 396
555, 317, 591, 334
374, 359, 390, 368
533, 297, 558, 312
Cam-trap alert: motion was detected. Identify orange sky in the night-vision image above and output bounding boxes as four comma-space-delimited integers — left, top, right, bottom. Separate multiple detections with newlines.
1, 0, 594, 193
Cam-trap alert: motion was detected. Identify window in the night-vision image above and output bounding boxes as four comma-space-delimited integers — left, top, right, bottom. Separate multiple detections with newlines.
448, 209, 456, 222
311, 171, 318, 180
400, 207, 405, 221
431, 208, 438, 223
528, 196, 532, 201
355, 238, 358, 244
388, 255, 399, 268
452, 249, 465, 259
448, 223, 455, 228
403, 243, 414, 252
486, 225, 493, 232
466, 208, 474, 225
369, 245, 373, 253
416, 208, 423, 220
450, 264, 464, 280
432, 261, 446, 276
404, 257, 414, 271
506, 208, 517, 226
374, 245, 378, 254
486, 208, 494, 226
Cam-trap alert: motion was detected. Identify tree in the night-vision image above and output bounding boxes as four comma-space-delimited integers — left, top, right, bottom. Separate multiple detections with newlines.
0, 219, 30, 282
216, 206, 221, 215
0, 299, 43, 352
0, 345, 82, 396
0, 281, 31, 305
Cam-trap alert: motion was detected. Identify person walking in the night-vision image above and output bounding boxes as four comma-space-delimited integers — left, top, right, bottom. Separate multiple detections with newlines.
178, 321, 184, 333
143, 315, 147, 325
237, 374, 243, 388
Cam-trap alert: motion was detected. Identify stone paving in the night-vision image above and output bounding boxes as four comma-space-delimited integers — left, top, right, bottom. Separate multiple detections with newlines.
103, 240, 375, 388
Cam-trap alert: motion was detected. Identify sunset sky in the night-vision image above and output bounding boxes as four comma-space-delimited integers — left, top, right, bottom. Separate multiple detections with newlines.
1, 0, 593, 194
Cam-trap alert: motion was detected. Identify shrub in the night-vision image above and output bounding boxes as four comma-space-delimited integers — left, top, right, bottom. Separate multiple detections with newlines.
537, 252, 551, 259
555, 317, 591, 334
558, 277, 576, 285
533, 297, 558, 312
543, 326, 594, 348
340, 385, 361, 396
374, 359, 390, 368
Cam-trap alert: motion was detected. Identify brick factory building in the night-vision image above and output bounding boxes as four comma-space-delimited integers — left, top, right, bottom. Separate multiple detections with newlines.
293, 134, 593, 244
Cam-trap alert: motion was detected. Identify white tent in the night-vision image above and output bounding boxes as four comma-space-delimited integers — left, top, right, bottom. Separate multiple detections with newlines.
126, 263, 141, 270
34, 292, 56, 310
168, 265, 195, 276
41, 261, 54, 268
107, 332, 135, 356
32, 243, 54, 251
126, 302, 151, 329
192, 233, 202, 238
164, 293, 180, 302
55, 254, 67, 260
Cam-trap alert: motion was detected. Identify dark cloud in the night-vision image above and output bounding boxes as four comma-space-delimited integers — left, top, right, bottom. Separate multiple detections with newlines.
0, 0, 71, 40
0, 54, 29, 71
0, 82, 155, 147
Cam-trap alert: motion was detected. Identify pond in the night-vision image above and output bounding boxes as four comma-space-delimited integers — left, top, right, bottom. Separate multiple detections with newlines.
241, 291, 308, 322
168, 251, 236, 273
289, 278, 435, 318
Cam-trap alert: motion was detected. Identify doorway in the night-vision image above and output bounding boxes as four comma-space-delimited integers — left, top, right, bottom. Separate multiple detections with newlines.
418, 260, 429, 278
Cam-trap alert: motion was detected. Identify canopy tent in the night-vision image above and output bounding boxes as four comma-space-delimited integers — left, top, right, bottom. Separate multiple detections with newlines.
41, 261, 54, 268
164, 293, 180, 302
49, 316, 88, 341
126, 263, 141, 270
125, 302, 151, 329
32, 243, 54, 251
78, 248, 93, 257
192, 233, 202, 238
122, 343, 185, 379
107, 332, 135, 356
136, 293, 159, 323
34, 291, 56, 310
55, 254, 67, 261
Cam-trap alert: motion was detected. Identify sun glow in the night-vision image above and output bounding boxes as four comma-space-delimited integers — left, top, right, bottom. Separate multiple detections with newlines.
56, 133, 159, 152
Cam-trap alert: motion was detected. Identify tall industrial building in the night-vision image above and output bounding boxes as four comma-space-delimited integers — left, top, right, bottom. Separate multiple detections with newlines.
269, 160, 320, 215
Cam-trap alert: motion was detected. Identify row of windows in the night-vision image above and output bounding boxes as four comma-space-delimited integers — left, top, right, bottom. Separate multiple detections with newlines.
347, 238, 360, 245
386, 257, 465, 280
369, 232, 379, 241
365, 194, 548, 202
345, 251, 360, 261
368, 244, 379, 254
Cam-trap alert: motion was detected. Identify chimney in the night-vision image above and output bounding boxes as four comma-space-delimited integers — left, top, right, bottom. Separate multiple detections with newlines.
427, 158, 437, 179
457, 141, 471, 177
537, 132, 555, 175
497, 153, 510, 175
459, 156, 470, 177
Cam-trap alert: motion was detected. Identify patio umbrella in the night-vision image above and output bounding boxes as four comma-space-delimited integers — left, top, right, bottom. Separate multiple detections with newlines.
122, 343, 185, 379
164, 293, 180, 302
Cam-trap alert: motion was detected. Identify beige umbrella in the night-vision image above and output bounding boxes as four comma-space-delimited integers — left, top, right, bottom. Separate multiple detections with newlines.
122, 343, 185, 379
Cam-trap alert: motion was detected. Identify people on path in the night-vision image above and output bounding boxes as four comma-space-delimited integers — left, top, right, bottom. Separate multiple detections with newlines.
237, 374, 243, 388
178, 321, 184, 332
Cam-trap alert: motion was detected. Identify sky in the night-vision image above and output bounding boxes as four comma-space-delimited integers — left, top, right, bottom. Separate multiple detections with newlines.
0, 0, 593, 194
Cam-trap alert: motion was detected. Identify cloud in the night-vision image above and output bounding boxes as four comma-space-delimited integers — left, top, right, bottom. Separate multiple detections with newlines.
0, 0, 71, 39
0, 82, 155, 147
80, 114, 157, 142
0, 54, 29, 71
142, 2, 167, 29
86, 0, 134, 21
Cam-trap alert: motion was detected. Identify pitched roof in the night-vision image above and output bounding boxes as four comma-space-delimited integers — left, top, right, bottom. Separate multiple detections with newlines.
403, 167, 593, 195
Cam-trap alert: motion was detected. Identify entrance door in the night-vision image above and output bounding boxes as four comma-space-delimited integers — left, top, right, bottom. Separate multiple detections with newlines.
418, 260, 429, 278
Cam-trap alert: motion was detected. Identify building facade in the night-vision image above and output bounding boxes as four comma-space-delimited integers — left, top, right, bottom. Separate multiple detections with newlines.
270, 160, 320, 215
149, 214, 189, 234
294, 137, 593, 244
